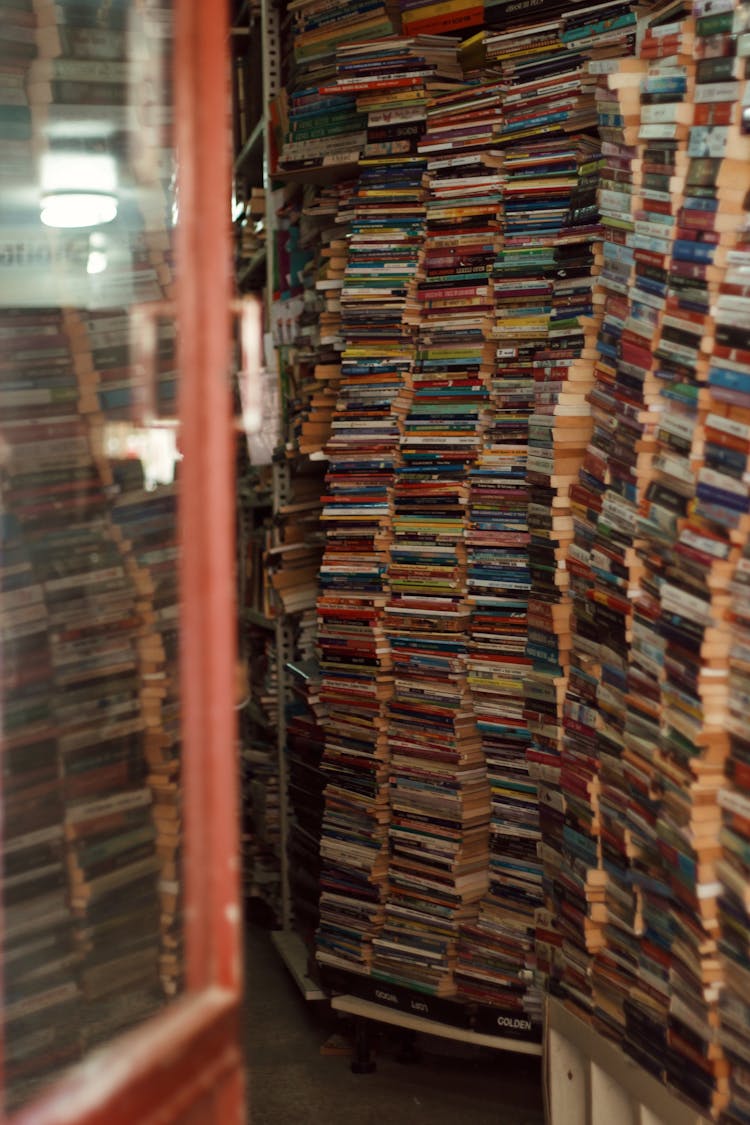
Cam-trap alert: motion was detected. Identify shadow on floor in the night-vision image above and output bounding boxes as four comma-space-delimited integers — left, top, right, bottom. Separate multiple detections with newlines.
244, 922, 546, 1125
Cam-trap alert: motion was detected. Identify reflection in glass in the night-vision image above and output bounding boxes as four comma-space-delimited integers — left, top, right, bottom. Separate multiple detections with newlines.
0, 0, 181, 1112
39, 151, 119, 228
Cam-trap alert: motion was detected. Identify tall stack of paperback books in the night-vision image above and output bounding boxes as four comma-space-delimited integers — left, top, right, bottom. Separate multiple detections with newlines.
0, 0, 35, 201
279, 0, 397, 174
315, 37, 454, 976
0, 1, 182, 1108
721, 538, 750, 1124
470, 4, 607, 1023
2, 303, 163, 1077
272, 181, 349, 457
559, 0, 685, 1052
374, 62, 493, 996
49, 300, 164, 1047
110, 467, 181, 997
296, 181, 356, 455
243, 626, 283, 917
622, 6, 737, 1111
545, 0, 750, 1116
690, 2, 750, 1118
616, 6, 705, 1091
1, 310, 84, 1110
389, 75, 524, 1006
562, 45, 651, 1028
285, 659, 327, 942
712, 16, 750, 1119
268, 461, 326, 623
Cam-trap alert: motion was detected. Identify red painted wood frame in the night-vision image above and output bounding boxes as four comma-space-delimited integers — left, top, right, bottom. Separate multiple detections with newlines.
4, 0, 245, 1120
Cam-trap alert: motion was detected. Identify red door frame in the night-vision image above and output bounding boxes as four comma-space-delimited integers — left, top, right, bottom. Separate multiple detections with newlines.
6, 0, 245, 1120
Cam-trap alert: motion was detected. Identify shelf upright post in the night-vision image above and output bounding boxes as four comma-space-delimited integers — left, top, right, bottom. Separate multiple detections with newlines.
260, 0, 293, 935
272, 455, 294, 931
261, 0, 281, 333
259, 0, 324, 998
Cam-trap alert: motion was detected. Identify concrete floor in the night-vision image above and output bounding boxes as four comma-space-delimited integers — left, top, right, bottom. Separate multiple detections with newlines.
244, 923, 546, 1125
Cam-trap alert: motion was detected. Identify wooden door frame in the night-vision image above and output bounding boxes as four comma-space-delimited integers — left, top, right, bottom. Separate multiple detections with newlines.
6, 0, 245, 1119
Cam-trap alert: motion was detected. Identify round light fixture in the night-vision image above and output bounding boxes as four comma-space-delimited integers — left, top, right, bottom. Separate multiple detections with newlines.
40, 190, 118, 229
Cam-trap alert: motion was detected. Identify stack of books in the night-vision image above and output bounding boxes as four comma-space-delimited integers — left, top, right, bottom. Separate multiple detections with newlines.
243, 458, 325, 926
550, 1, 750, 1115
110, 465, 182, 998
721, 538, 750, 1124
29, 0, 132, 158
461, 335, 538, 1013
384, 72, 526, 1006
279, 0, 397, 173
315, 37, 456, 978
712, 15, 750, 1117
322, 34, 463, 107
250, 772, 282, 888
280, 182, 353, 461
50, 310, 163, 1050
562, 46, 651, 1032
0, 0, 34, 206
448, 83, 539, 1012
613, 7, 727, 1108
400, 0, 484, 38
270, 186, 315, 441
314, 464, 393, 974
610, 4, 698, 1084
476, 7, 600, 1021
657, 1, 750, 1113
1, 309, 83, 1110
268, 465, 326, 619
2, 307, 162, 1058
242, 628, 282, 919
285, 660, 327, 945
629, 11, 736, 1112
298, 180, 357, 455
553, 0, 671, 1044
371, 66, 493, 996
281, 86, 367, 173
314, 202, 402, 974
236, 186, 266, 289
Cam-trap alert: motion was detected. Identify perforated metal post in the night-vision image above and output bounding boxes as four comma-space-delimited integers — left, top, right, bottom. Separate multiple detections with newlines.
261, 0, 281, 333
272, 456, 295, 931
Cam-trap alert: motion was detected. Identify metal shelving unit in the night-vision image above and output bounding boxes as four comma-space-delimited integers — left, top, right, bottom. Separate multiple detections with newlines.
251, 0, 329, 1001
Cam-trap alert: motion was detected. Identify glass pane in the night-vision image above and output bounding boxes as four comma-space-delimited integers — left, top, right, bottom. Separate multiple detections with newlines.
0, 0, 182, 1112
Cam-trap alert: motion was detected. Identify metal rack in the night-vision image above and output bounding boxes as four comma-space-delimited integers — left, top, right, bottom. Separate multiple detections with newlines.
333, 994, 542, 1075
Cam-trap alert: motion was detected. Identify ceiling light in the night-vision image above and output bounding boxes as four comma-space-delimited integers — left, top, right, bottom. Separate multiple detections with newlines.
41, 191, 118, 229
39, 151, 119, 229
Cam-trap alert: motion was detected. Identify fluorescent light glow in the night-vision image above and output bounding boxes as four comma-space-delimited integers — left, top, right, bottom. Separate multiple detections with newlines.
41, 191, 118, 228
39, 151, 119, 229
86, 248, 109, 274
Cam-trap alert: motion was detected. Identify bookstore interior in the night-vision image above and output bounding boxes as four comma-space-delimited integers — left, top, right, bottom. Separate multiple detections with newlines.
5, 0, 750, 1120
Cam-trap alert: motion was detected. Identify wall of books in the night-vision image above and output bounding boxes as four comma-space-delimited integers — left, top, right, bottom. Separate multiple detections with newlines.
266, 0, 750, 1118
1, 0, 181, 1112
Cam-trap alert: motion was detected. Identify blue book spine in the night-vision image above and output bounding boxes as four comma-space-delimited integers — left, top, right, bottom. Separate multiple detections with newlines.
672, 238, 715, 264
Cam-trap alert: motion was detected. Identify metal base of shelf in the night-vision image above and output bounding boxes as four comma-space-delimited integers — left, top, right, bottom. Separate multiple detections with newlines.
547, 997, 711, 1125
271, 929, 325, 1001
331, 994, 543, 1058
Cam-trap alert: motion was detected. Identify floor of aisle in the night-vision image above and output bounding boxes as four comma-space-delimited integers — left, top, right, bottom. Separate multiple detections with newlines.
244, 921, 546, 1125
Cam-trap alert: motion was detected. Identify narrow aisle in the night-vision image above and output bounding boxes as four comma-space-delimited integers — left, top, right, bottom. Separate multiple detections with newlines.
244, 924, 546, 1125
